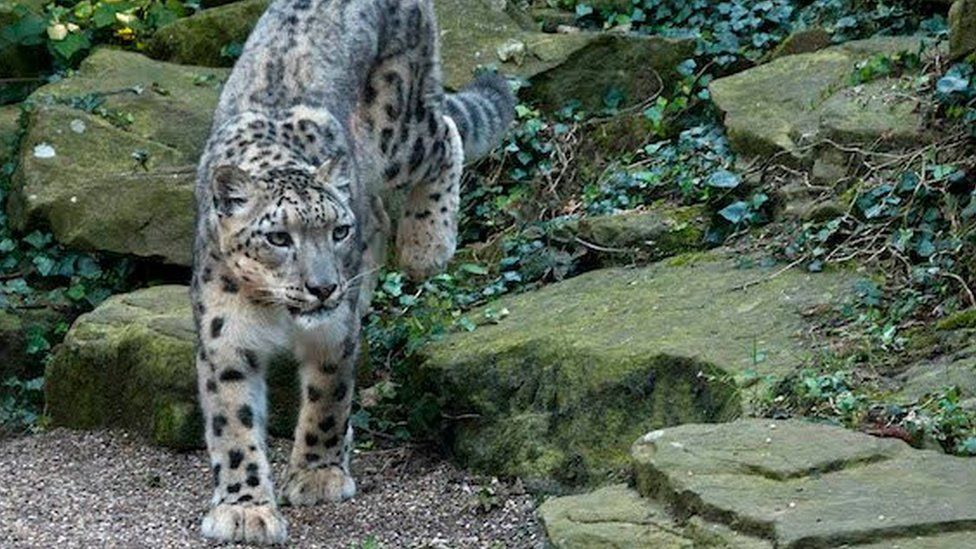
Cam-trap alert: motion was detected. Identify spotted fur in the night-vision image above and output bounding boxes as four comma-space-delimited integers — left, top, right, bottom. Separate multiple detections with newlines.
190, 0, 513, 544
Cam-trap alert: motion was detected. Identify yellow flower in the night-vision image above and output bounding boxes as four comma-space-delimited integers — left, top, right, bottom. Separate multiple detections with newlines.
114, 26, 135, 41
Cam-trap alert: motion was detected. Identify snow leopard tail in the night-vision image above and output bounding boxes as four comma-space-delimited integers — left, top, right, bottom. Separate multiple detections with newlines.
444, 73, 516, 161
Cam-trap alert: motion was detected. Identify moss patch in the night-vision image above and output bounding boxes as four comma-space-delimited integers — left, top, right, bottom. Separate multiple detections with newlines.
937, 308, 976, 331
412, 253, 855, 489
46, 285, 300, 449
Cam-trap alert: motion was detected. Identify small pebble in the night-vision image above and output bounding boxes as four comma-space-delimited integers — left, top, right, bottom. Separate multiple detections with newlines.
33, 143, 56, 159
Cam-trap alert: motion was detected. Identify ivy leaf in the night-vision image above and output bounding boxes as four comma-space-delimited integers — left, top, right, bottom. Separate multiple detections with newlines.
958, 437, 976, 455
0, 11, 46, 46
32, 255, 56, 276
65, 284, 87, 301
706, 169, 740, 189
22, 231, 51, 249
76, 256, 102, 279
916, 237, 935, 258
718, 201, 749, 224
459, 263, 489, 275
937, 74, 970, 95
48, 32, 91, 63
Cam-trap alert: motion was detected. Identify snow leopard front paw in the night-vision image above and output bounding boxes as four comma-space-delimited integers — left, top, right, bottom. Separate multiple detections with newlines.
279, 465, 356, 506
201, 502, 288, 545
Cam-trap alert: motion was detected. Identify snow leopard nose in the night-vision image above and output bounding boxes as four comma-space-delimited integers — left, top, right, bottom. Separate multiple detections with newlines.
306, 282, 338, 301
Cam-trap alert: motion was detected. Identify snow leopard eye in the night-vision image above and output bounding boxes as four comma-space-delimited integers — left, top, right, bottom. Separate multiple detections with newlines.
332, 225, 351, 241
266, 231, 293, 247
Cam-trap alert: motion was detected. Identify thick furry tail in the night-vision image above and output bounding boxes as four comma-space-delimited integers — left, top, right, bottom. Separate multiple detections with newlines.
444, 73, 516, 161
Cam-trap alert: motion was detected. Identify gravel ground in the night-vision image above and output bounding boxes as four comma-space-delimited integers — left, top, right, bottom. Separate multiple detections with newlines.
0, 429, 544, 548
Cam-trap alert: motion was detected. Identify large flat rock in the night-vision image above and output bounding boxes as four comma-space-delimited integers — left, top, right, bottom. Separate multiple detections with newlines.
632, 419, 976, 547
411, 253, 854, 490
146, 0, 693, 110
7, 49, 227, 265
710, 36, 932, 164
46, 285, 299, 449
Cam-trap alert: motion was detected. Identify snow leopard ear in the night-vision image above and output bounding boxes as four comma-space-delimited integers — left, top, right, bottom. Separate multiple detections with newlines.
212, 165, 254, 217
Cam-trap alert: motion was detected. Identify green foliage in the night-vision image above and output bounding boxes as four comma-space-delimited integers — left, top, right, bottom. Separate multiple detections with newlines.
2, 0, 193, 68
570, 0, 944, 66
782, 154, 975, 343
355, 537, 383, 549
571, 59, 768, 239
936, 60, 976, 137
849, 49, 921, 85
763, 366, 976, 456
0, 376, 45, 437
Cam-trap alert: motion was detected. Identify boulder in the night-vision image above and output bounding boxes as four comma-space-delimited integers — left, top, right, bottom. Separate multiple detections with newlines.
950, 0, 976, 61
7, 49, 228, 265
145, 0, 270, 68
710, 36, 931, 165
146, 0, 693, 110
632, 419, 976, 547
45, 285, 300, 449
570, 204, 707, 265
410, 252, 855, 490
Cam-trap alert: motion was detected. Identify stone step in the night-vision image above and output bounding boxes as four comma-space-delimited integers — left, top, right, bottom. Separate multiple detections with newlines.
628, 419, 976, 547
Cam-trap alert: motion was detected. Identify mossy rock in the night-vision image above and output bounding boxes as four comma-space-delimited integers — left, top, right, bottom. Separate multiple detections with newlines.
567, 203, 707, 265
7, 49, 228, 265
766, 27, 832, 60
145, 0, 271, 68
46, 285, 300, 449
937, 307, 976, 330
632, 419, 976, 546
145, 0, 693, 110
410, 252, 855, 490
950, 0, 976, 61
515, 32, 693, 111
710, 36, 931, 165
